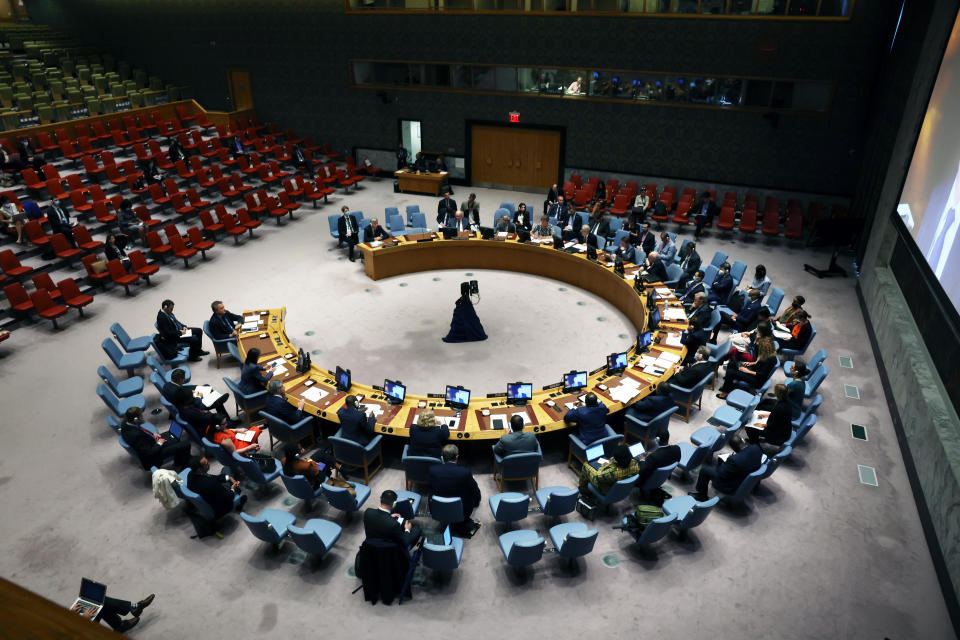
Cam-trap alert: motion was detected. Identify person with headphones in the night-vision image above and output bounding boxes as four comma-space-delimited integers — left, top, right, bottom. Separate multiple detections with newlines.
337, 394, 377, 446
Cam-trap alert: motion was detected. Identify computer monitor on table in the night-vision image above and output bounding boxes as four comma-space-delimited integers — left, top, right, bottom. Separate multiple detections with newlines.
649, 307, 661, 331
335, 366, 351, 392
384, 379, 406, 405
562, 371, 588, 394
507, 382, 533, 406
445, 385, 471, 410
606, 351, 628, 375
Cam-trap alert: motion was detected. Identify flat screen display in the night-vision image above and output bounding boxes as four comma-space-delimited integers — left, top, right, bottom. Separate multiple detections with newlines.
335, 366, 350, 392
384, 379, 406, 403
507, 382, 533, 402
563, 371, 588, 393
607, 352, 628, 372
445, 385, 471, 409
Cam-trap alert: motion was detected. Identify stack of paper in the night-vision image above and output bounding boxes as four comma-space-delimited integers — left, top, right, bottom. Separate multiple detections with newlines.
656, 287, 672, 297
774, 329, 792, 340
243, 315, 258, 323
664, 307, 688, 321
512, 411, 531, 425
637, 355, 658, 368
241, 322, 259, 333
608, 377, 643, 404
665, 333, 683, 348
658, 351, 682, 364
302, 387, 327, 403
642, 364, 666, 375
370, 240, 383, 248
359, 403, 384, 418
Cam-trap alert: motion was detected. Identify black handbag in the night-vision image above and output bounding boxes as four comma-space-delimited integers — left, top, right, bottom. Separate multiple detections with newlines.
248, 452, 276, 473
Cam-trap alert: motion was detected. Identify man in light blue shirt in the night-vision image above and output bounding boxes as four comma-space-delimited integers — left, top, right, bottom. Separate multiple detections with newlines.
657, 232, 677, 263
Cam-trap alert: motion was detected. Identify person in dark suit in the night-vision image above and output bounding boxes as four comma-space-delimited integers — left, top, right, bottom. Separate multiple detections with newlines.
46, 201, 77, 248
691, 443, 764, 499
717, 336, 778, 397
574, 224, 598, 250
552, 197, 580, 240
614, 237, 636, 264
707, 263, 734, 305
17, 136, 43, 170
156, 299, 206, 361
693, 191, 719, 239
712, 289, 764, 341
634, 222, 656, 255
265, 379, 307, 424
436, 191, 457, 226
586, 211, 611, 239
337, 394, 376, 446
362, 217, 391, 243
513, 202, 532, 230
70, 588, 155, 633
239, 347, 273, 394
564, 392, 609, 445
626, 385, 677, 444
364, 490, 421, 550
444, 210, 470, 233
688, 292, 712, 328
741, 384, 793, 449
186, 456, 244, 519
119, 407, 190, 470
675, 241, 702, 289
408, 409, 449, 458
778, 311, 813, 352
337, 206, 361, 262
429, 445, 482, 535
412, 152, 428, 172
640, 251, 668, 283
681, 317, 710, 366
678, 270, 706, 306
494, 215, 516, 234
460, 193, 480, 226
634, 444, 682, 493
163, 367, 229, 417
208, 300, 242, 341
493, 415, 539, 457
543, 183, 559, 215
167, 136, 188, 165
665, 346, 714, 391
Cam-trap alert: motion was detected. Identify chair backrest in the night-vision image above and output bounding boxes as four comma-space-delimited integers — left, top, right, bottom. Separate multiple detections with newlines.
499, 202, 515, 215
240, 512, 285, 544
702, 264, 719, 286
96, 383, 121, 415
634, 512, 678, 545
677, 496, 719, 531
800, 395, 823, 423
540, 487, 579, 517
287, 524, 333, 556
558, 527, 599, 558
491, 493, 530, 522
730, 260, 747, 287
402, 449, 441, 485
422, 542, 460, 571
506, 535, 545, 566
387, 214, 405, 233
202, 437, 236, 469
405, 204, 421, 224
429, 495, 464, 523
805, 349, 828, 375
96, 365, 123, 395
805, 365, 829, 396
664, 263, 682, 284
710, 251, 728, 268
178, 469, 216, 521
729, 463, 767, 501
279, 471, 317, 501
101, 337, 125, 366
640, 461, 678, 491
600, 475, 638, 504
322, 483, 359, 511
684, 443, 713, 471
411, 212, 427, 229
500, 452, 541, 479
765, 287, 785, 315
384, 206, 399, 221
327, 214, 339, 237
794, 414, 817, 443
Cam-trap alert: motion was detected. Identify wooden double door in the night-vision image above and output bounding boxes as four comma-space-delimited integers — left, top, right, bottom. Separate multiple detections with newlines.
470, 124, 561, 191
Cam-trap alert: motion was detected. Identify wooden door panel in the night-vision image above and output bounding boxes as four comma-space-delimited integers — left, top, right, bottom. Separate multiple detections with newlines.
471, 125, 560, 190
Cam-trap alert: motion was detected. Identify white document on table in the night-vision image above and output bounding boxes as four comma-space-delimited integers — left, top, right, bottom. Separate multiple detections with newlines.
609, 385, 642, 404
359, 403, 383, 418
244, 315, 258, 323
638, 355, 658, 368
664, 308, 687, 321
774, 329, 792, 340
643, 364, 666, 376
302, 387, 327, 403
656, 287, 672, 296
658, 352, 682, 364
665, 334, 683, 348
512, 411, 531, 425
241, 322, 259, 333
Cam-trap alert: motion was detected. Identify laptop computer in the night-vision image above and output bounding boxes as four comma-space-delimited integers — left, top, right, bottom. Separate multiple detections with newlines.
629, 441, 645, 459
158, 421, 183, 442
426, 524, 452, 546
585, 443, 608, 469
71, 578, 106, 618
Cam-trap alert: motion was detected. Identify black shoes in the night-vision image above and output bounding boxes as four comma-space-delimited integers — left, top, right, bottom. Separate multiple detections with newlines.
199, 350, 210, 356
116, 616, 140, 632
131, 593, 155, 617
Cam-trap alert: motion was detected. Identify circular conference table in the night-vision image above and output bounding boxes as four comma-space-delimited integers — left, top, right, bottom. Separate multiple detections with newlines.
236, 233, 690, 441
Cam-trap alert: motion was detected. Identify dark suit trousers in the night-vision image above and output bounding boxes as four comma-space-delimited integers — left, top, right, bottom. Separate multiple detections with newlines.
176, 327, 204, 358
720, 365, 756, 393
695, 462, 720, 496
345, 232, 359, 259
148, 441, 191, 469
96, 596, 135, 629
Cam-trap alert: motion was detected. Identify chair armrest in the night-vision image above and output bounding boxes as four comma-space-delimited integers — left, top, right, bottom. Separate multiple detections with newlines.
242, 388, 269, 401
363, 434, 382, 453
291, 415, 313, 430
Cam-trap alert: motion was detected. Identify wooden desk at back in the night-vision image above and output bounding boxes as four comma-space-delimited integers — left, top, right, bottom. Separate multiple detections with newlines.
394, 169, 448, 195
238, 239, 689, 441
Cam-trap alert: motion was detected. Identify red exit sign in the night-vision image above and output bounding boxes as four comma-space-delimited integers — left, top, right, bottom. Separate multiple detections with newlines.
509, 111, 520, 123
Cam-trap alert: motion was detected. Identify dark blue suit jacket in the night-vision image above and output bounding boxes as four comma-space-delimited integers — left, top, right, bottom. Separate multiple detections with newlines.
734, 299, 763, 330
428, 462, 481, 511
564, 403, 609, 445
714, 444, 763, 494
208, 310, 242, 340
408, 424, 449, 458
628, 394, 675, 422
710, 273, 733, 301
338, 405, 376, 446
266, 393, 304, 425
239, 362, 272, 395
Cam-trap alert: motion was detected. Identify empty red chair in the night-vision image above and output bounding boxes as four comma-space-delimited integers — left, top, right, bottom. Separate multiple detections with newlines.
162, 178, 181, 198
197, 168, 217, 189
57, 277, 93, 316
70, 190, 93, 215
36, 131, 58, 154
128, 250, 159, 283
171, 193, 196, 216
220, 212, 247, 244
199, 210, 224, 238
176, 105, 197, 124
32, 272, 62, 299
216, 148, 238, 168
105, 164, 127, 186
609, 194, 630, 217
175, 159, 197, 181
82, 254, 110, 287
784, 210, 803, 239
73, 225, 103, 252
278, 191, 301, 215
133, 205, 161, 230
283, 178, 304, 199
269, 161, 290, 180
77, 136, 98, 156
186, 188, 211, 210
111, 130, 133, 149
50, 233, 83, 265
25, 220, 50, 247
163, 224, 184, 245
257, 163, 278, 184
187, 226, 214, 258
91, 122, 111, 143
4, 282, 34, 315
146, 231, 172, 262
762, 212, 780, 236
236, 208, 261, 232
0, 249, 32, 277
168, 232, 198, 267
107, 259, 140, 295
318, 164, 338, 186
323, 143, 340, 159
244, 192, 267, 217
64, 174, 89, 196
149, 183, 171, 207
716, 206, 736, 232
740, 207, 758, 234
60, 140, 83, 163
93, 201, 117, 225
83, 154, 106, 182
30, 289, 68, 328
218, 179, 240, 200
22, 168, 46, 194
265, 195, 287, 223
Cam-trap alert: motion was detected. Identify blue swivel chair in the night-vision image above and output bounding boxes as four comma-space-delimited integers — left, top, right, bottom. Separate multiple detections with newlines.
97, 383, 146, 417
97, 365, 143, 398
498, 530, 545, 571
793, 395, 822, 429
493, 451, 542, 491
791, 414, 818, 445
499, 201, 515, 215
568, 424, 620, 471
101, 337, 145, 375
587, 474, 638, 513
422, 532, 465, 576
117, 434, 145, 467
149, 337, 190, 367
675, 441, 714, 478
108, 414, 151, 434
717, 463, 767, 507
146, 355, 191, 383
202, 320, 235, 369
201, 437, 243, 476
409, 212, 428, 233
279, 471, 324, 510
688, 426, 723, 452
109, 322, 152, 352
261, 410, 314, 449
729, 260, 747, 291
624, 406, 678, 450
287, 518, 342, 559
662, 264, 683, 288
240, 508, 297, 549
804, 365, 829, 398
639, 461, 678, 494
669, 372, 713, 423
706, 340, 732, 389
765, 287, 785, 316
387, 214, 407, 237
222, 376, 268, 424
384, 206, 400, 225
227, 341, 243, 366
710, 250, 728, 268
405, 204, 421, 225
330, 429, 383, 484
401, 445, 441, 491
549, 522, 598, 566
394, 490, 422, 517
535, 486, 580, 520
429, 496, 464, 527
488, 492, 530, 528
321, 481, 371, 516
662, 494, 719, 536
232, 452, 281, 490
782, 348, 827, 378
178, 469, 220, 523
327, 213, 340, 243
702, 264, 719, 292
626, 511, 677, 546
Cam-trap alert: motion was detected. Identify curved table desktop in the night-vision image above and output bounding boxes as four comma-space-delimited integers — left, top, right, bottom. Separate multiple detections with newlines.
237, 234, 689, 441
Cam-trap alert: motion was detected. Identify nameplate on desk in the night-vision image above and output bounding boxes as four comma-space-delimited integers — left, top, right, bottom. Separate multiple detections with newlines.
427, 393, 445, 399
486, 392, 507, 398
543, 381, 563, 390
589, 365, 606, 375
416, 237, 434, 243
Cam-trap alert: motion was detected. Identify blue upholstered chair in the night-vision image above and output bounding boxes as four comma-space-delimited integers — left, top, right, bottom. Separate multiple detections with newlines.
624, 406, 678, 450
422, 533, 465, 575
669, 372, 713, 423
488, 492, 530, 527
498, 530, 545, 570
729, 260, 747, 291
793, 394, 822, 429
240, 508, 297, 548
567, 424, 620, 471
499, 201, 515, 215
146, 355, 190, 383
639, 461, 678, 493
97, 365, 143, 398
405, 204, 421, 225
716, 463, 767, 507
493, 451, 542, 491
627, 511, 677, 546
387, 213, 406, 236
587, 474, 638, 513
202, 320, 235, 369
702, 264, 719, 291
535, 486, 579, 520
804, 365, 829, 398
97, 383, 146, 417
394, 490, 422, 517
327, 213, 340, 243
109, 322, 152, 352
662, 263, 683, 288
401, 445, 441, 491
201, 437, 242, 475
330, 429, 383, 484
548, 522, 598, 565
384, 205, 400, 225
676, 441, 714, 478
782, 348, 827, 378
662, 494, 719, 535
222, 376, 268, 424
279, 471, 324, 510
689, 426, 722, 452
232, 451, 281, 489
409, 212, 428, 233
765, 287, 785, 316
429, 495, 464, 527
288, 518, 342, 559
261, 410, 314, 450
101, 337, 145, 374
178, 469, 217, 522
149, 337, 190, 367
780, 323, 816, 358
710, 250, 728, 268
706, 340, 731, 389
321, 481, 371, 515
791, 414, 818, 445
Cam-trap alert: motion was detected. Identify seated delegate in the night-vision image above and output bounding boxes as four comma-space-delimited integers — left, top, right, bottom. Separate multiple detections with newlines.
492, 415, 539, 457
690, 443, 764, 501
363, 217, 391, 243
578, 444, 640, 497
716, 336, 778, 398
208, 299, 243, 341
363, 489, 421, 551
119, 406, 191, 471
337, 394, 377, 446
564, 392, 609, 445
156, 299, 207, 362
429, 444, 482, 536
408, 409, 449, 458
239, 347, 273, 394
186, 455, 246, 518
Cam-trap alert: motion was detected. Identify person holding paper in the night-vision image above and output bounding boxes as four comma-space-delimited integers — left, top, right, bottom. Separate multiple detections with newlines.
208, 300, 243, 340
575, 224, 599, 250
739, 384, 792, 450
716, 336, 778, 399
363, 217, 391, 243
266, 379, 308, 425
364, 489, 421, 551
177, 388, 261, 455
163, 368, 229, 417
531, 215, 560, 242
689, 444, 763, 501
239, 347, 273, 394
777, 310, 812, 352
156, 299, 207, 362
338, 394, 377, 446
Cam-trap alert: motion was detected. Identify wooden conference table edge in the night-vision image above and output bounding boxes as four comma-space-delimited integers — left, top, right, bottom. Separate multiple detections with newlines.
394, 169, 448, 196
239, 243, 687, 441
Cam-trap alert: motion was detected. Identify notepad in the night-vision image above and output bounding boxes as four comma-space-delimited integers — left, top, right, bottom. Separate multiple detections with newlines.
665, 334, 683, 348
656, 287, 672, 296
244, 315, 258, 323
235, 430, 256, 443
196, 386, 224, 408
302, 387, 327, 403
773, 329, 792, 340
241, 322, 259, 333
658, 351, 682, 364
359, 403, 384, 418
369, 241, 383, 248
664, 308, 688, 321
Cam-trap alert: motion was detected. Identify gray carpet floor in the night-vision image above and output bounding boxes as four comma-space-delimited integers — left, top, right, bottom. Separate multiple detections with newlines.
0, 179, 952, 639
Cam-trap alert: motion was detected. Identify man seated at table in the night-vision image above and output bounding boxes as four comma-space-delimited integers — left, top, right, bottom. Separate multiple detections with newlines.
665, 345, 713, 387
657, 232, 677, 263
443, 210, 470, 234
586, 209, 610, 239
412, 152, 428, 173
494, 215, 516, 234
707, 262, 734, 305
493, 415, 539, 457
626, 383, 677, 445
640, 251, 668, 283
186, 455, 246, 517
364, 489, 422, 551
564, 392, 609, 445
265, 379, 308, 425
578, 444, 640, 497
436, 191, 457, 227
208, 299, 243, 341
337, 394, 377, 446
678, 269, 706, 306
363, 217, 391, 243
429, 444, 482, 536
680, 317, 710, 366
690, 443, 764, 501
573, 224, 598, 250
614, 236, 636, 264
688, 292, 712, 328
163, 367, 229, 417
531, 215, 560, 242
337, 206, 361, 262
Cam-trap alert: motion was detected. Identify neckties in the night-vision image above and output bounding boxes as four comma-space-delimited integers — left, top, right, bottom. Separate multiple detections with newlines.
929, 207, 955, 274
345, 216, 353, 234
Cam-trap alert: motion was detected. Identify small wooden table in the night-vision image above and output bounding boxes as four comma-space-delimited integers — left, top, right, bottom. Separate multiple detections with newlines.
394, 169, 447, 195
